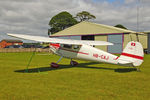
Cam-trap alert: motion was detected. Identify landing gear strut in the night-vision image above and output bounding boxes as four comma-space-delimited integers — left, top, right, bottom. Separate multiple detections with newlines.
51, 57, 78, 68
136, 66, 141, 72
70, 59, 78, 66
51, 56, 63, 68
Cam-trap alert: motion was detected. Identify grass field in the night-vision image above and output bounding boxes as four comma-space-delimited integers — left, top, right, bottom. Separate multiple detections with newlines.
0, 52, 150, 100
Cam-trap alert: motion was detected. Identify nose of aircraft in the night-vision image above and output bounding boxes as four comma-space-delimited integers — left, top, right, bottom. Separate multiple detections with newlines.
49, 43, 60, 49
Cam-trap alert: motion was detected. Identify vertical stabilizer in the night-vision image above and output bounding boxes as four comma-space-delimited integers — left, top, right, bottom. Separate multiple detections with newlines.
118, 41, 144, 66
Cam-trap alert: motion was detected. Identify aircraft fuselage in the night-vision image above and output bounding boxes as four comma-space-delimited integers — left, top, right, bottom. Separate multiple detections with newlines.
50, 44, 119, 65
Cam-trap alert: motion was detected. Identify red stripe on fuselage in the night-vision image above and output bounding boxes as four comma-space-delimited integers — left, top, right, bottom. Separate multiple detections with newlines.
60, 48, 89, 55
121, 53, 143, 60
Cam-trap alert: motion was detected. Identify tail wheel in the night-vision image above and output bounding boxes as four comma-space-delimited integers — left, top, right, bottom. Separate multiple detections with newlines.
70, 61, 78, 66
51, 62, 59, 68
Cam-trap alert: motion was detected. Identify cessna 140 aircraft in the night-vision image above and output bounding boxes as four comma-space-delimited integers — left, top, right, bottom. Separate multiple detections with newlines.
7, 33, 144, 70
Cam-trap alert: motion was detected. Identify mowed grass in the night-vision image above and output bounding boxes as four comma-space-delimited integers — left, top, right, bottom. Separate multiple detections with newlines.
0, 52, 150, 100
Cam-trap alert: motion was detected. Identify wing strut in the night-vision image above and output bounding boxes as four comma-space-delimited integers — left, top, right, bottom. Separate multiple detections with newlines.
26, 48, 36, 72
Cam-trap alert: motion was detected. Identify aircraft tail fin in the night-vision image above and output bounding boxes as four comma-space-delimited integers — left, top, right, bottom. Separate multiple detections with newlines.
118, 41, 144, 67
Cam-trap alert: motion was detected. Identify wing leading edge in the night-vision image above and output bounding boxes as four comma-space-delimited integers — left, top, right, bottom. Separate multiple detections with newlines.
7, 33, 113, 46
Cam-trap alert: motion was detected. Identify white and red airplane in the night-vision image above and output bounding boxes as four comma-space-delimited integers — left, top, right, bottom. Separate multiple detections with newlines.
7, 33, 144, 70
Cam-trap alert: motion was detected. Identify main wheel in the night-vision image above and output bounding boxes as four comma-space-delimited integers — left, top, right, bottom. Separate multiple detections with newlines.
70, 61, 78, 66
51, 62, 59, 68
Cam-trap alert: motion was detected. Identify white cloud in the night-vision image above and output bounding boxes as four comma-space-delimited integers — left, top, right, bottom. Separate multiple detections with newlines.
0, 0, 150, 42
125, 0, 137, 4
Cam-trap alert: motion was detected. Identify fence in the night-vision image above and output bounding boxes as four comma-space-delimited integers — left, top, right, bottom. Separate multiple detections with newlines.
0, 48, 51, 53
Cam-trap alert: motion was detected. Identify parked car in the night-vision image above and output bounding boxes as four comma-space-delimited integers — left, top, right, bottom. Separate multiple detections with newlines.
5, 45, 24, 48
22, 44, 43, 48
22, 44, 33, 48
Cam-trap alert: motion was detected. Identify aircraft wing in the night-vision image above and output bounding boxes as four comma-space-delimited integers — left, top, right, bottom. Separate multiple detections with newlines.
7, 33, 113, 46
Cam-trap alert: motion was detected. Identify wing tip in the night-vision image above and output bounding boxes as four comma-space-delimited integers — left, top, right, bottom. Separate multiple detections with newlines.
7, 33, 14, 36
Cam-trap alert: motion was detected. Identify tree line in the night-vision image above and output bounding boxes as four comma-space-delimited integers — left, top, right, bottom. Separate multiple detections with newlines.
48, 11, 127, 35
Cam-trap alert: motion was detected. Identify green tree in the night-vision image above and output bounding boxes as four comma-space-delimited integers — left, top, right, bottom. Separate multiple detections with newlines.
48, 11, 78, 35
114, 24, 127, 29
75, 11, 96, 22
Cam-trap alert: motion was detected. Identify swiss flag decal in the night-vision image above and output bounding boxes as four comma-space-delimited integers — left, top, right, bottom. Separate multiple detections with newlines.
131, 43, 136, 46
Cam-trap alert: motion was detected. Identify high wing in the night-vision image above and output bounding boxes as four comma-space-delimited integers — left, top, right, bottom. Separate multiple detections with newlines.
7, 33, 113, 46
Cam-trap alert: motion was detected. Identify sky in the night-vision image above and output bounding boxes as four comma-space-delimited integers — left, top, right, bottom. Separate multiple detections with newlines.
0, 0, 150, 42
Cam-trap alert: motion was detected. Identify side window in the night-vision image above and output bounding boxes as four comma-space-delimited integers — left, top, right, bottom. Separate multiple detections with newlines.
74, 45, 79, 49
63, 44, 72, 49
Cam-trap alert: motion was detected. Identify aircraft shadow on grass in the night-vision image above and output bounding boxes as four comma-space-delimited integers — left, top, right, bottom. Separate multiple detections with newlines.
14, 62, 137, 73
